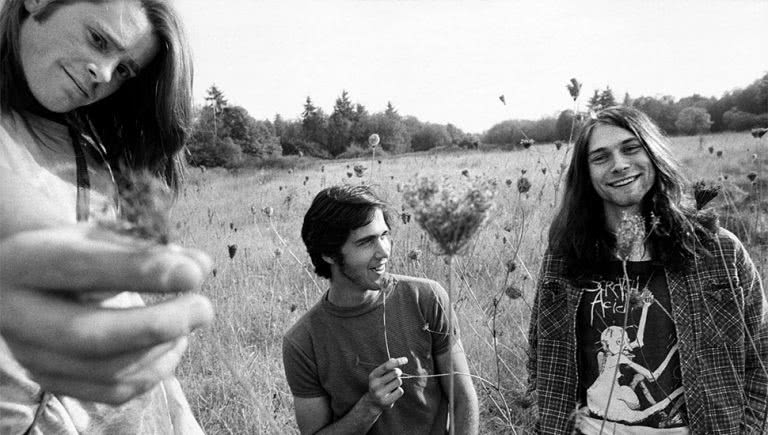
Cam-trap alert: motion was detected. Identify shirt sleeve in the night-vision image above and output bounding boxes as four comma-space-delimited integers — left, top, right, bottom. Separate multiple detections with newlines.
730, 232, 768, 431
423, 280, 459, 356
282, 335, 327, 398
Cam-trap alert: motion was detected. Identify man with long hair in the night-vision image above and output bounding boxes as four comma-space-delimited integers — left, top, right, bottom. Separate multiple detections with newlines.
283, 185, 479, 434
1, 0, 211, 433
527, 106, 767, 433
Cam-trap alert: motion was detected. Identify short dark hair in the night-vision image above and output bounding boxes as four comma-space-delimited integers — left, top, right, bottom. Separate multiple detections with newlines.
549, 106, 717, 275
302, 185, 393, 279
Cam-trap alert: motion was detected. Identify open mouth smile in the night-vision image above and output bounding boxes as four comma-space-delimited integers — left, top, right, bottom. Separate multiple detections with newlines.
608, 175, 640, 188
370, 264, 386, 273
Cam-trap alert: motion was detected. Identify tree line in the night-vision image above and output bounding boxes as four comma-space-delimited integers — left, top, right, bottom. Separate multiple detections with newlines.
186, 87, 476, 168
186, 73, 767, 168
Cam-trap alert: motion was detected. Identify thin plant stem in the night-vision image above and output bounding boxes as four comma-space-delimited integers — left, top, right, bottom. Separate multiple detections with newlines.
267, 217, 323, 294
599, 259, 632, 434
447, 254, 456, 435
382, 284, 392, 359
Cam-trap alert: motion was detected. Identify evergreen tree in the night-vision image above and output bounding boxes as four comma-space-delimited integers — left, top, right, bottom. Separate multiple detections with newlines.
204, 84, 227, 113
385, 101, 399, 118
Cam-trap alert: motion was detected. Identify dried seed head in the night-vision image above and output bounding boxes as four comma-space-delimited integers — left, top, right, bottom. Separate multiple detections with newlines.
747, 172, 757, 182
402, 176, 495, 255
517, 177, 532, 194
615, 212, 645, 260
368, 133, 380, 148
504, 284, 523, 300
692, 180, 720, 210
353, 164, 367, 177
228, 244, 237, 259
505, 259, 517, 273
99, 169, 173, 244
751, 127, 768, 139
263, 206, 274, 217
567, 78, 582, 101
407, 248, 422, 261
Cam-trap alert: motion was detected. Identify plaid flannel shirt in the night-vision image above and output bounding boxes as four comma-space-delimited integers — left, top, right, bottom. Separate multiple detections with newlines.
527, 228, 768, 434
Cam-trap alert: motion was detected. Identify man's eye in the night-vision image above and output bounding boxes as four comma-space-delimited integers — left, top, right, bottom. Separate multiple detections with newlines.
115, 64, 132, 80
90, 31, 107, 50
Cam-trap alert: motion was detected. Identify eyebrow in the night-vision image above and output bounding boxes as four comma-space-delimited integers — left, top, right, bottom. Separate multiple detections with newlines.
353, 229, 389, 244
93, 22, 141, 73
588, 137, 639, 156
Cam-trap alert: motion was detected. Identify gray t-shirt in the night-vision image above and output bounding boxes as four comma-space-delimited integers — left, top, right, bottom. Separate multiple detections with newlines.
282, 274, 456, 434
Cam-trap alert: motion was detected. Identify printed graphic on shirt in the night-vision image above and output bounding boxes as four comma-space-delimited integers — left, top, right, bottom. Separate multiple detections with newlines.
577, 262, 688, 428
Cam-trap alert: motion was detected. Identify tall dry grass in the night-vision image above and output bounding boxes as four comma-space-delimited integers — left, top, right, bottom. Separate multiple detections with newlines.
170, 132, 766, 434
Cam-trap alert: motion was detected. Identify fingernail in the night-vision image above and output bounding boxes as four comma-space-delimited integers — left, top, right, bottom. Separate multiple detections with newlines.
183, 249, 213, 274
188, 296, 214, 329
167, 259, 204, 292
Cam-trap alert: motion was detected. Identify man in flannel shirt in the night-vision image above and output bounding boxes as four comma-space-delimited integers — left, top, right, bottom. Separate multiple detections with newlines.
283, 185, 479, 434
527, 106, 767, 434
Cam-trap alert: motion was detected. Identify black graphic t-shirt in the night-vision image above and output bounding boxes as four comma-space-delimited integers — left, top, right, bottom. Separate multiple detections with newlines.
576, 261, 688, 428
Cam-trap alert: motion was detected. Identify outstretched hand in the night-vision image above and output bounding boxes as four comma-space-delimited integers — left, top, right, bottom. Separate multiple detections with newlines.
0, 224, 214, 405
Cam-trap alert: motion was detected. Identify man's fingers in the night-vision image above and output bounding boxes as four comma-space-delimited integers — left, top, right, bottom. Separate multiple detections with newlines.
0, 225, 211, 293
369, 357, 408, 379
34, 373, 165, 406
10, 336, 188, 385
1, 287, 212, 357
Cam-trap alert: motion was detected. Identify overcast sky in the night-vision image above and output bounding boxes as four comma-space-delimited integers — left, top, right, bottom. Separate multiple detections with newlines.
177, 0, 768, 133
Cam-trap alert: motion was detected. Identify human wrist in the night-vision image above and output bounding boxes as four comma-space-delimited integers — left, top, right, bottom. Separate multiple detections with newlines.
360, 392, 384, 417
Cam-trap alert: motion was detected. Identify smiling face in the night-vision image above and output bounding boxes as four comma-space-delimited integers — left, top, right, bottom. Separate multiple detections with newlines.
19, 0, 159, 113
588, 123, 656, 228
326, 208, 391, 303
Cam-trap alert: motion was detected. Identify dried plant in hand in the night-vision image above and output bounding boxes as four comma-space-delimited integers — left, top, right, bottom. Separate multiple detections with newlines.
99, 170, 174, 244
402, 176, 496, 256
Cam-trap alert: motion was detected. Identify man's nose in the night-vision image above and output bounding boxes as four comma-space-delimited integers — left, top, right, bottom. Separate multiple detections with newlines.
611, 152, 630, 173
86, 58, 117, 84
374, 238, 390, 258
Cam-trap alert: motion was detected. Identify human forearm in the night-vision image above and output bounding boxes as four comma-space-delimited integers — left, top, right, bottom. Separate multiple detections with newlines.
311, 393, 382, 435
452, 376, 479, 435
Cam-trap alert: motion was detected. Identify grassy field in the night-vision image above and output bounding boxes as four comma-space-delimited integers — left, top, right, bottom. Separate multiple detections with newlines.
171, 132, 767, 434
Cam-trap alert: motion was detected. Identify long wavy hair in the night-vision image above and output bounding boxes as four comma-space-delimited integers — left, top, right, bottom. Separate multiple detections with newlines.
548, 106, 717, 276
0, 0, 193, 192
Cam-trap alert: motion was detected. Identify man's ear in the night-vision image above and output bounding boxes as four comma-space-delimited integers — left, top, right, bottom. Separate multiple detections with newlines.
24, 0, 51, 14
321, 255, 336, 265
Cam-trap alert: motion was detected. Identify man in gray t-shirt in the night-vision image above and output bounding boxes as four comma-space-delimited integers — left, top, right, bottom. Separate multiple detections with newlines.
283, 185, 479, 434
